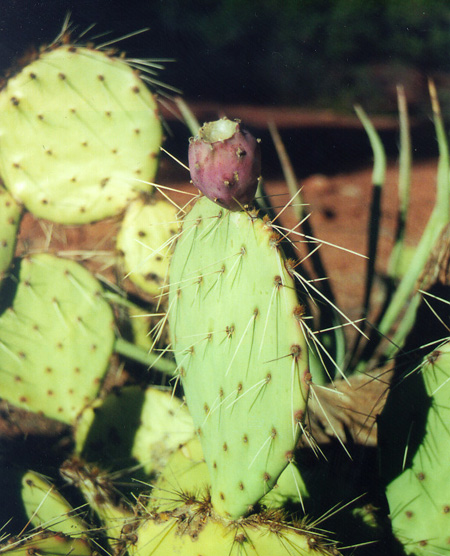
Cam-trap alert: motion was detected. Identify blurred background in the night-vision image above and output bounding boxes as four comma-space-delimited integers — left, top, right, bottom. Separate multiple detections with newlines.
2, 0, 450, 178
1, 0, 450, 115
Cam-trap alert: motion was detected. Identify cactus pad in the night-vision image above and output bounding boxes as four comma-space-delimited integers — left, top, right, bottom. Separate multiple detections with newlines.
0, 185, 21, 286
131, 505, 340, 556
21, 471, 89, 536
380, 341, 450, 553
75, 386, 194, 475
148, 437, 209, 511
0, 253, 115, 423
117, 198, 178, 296
0, 45, 162, 224
168, 196, 310, 518
131, 387, 195, 474
0, 531, 93, 556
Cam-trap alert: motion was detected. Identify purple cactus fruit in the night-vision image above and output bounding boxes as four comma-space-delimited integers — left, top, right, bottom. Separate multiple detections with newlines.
188, 118, 261, 211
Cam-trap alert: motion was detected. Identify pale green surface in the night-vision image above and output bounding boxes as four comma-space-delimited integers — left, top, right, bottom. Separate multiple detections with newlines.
132, 387, 195, 475
386, 342, 450, 554
0, 253, 115, 424
75, 386, 194, 475
0, 45, 162, 224
117, 198, 178, 295
0, 186, 21, 285
0, 532, 92, 556
132, 507, 338, 556
169, 197, 310, 518
149, 437, 209, 511
21, 471, 88, 535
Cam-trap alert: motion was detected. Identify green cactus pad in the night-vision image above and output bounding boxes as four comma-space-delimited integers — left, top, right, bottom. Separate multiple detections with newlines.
75, 386, 194, 475
21, 471, 89, 536
168, 196, 310, 518
148, 437, 209, 511
0, 185, 22, 286
131, 505, 340, 556
132, 387, 195, 474
0, 45, 162, 224
380, 341, 450, 554
0, 253, 115, 424
117, 198, 178, 296
0, 531, 92, 556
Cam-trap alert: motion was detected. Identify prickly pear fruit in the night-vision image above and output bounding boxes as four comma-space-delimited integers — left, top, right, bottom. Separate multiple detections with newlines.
168, 196, 310, 518
0, 185, 21, 286
0, 253, 115, 424
21, 471, 89, 536
0, 44, 162, 224
379, 341, 450, 554
0, 531, 93, 556
117, 198, 178, 296
188, 118, 261, 210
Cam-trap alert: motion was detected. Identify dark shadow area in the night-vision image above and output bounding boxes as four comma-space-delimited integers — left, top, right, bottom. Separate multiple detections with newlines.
2, 1, 450, 114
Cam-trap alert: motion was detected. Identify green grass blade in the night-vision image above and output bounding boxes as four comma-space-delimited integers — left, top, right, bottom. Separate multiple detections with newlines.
354, 104, 387, 319
388, 85, 412, 278
377, 81, 450, 349
348, 105, 386, 370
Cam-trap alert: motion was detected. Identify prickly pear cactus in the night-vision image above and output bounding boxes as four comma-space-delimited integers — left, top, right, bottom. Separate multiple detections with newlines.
117, 198, 178, 296
131, 387, 195, 474
379, 341, 450, 553
168, 196, 310, 518
0, 44, 162, 224
0, 185, 21, 285
21, 471, 89, 536
0, 253, 115, 423
75, 386, 194, 475
131, 505, 340, 556
0, 531, 93, 556
149, 435, 308, 513
148, 437, 209, 511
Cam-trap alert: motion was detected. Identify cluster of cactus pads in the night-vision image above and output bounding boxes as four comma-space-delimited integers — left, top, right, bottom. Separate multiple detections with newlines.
1, 21, 450, 556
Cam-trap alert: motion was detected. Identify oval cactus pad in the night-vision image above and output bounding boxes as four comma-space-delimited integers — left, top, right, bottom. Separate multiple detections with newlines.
0, 45, 162, 224
117, 198, 178, 296
0, 253, 115, 424
168, 196, 310, 518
